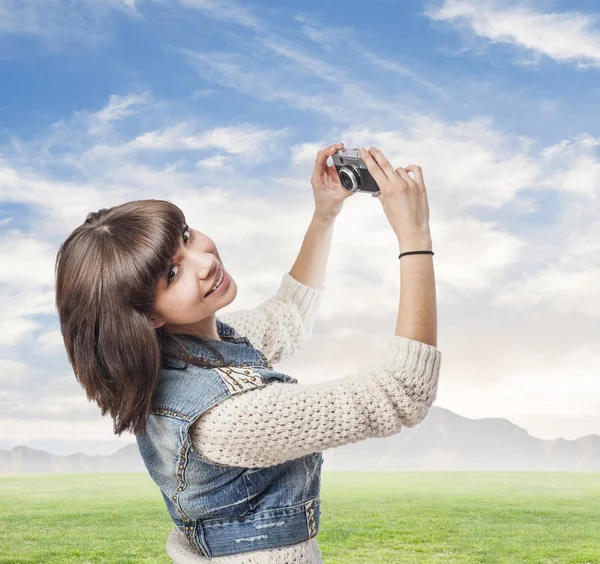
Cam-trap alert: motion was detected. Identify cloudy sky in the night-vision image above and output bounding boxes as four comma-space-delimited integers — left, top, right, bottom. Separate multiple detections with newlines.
1, 0, 599, 455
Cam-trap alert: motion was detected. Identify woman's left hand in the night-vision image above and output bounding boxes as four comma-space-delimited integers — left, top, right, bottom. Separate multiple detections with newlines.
311, 142, 355, 219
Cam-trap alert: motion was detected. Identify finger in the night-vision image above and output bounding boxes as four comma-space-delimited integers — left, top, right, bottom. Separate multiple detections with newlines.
405, 164, 429, 220
405, 164, 424, 186
326, 163, 342, 184
359, 148, 389, 189
315, 143, 344, 168
395, 167, 414, 186
368, 147, 397, 182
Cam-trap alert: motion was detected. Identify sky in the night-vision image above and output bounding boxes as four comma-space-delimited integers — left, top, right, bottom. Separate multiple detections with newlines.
1, 0, 599, 456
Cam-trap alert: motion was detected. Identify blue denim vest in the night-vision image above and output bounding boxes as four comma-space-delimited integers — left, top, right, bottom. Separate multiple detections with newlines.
136, 318, 323, 558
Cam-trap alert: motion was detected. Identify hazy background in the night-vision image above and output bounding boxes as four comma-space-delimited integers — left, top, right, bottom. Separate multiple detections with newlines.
1, 0, 599, 457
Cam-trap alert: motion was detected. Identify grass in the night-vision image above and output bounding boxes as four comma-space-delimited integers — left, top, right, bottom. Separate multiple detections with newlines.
0, 472, 598, 563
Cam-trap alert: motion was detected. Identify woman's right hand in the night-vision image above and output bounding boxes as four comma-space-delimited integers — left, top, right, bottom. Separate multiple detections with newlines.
360, 147, 432, 245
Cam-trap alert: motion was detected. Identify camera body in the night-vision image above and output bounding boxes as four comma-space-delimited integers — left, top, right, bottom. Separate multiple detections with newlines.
332, 148, 381, 194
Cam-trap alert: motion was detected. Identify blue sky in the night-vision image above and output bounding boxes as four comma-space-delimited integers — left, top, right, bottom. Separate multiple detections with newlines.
1, 0, 600, 455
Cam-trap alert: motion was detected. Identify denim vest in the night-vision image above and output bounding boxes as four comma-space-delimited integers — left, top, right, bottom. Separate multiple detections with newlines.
136, 318, 323, 558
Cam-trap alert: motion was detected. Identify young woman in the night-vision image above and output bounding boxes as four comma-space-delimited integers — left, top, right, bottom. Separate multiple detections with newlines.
55, 144, 441, 563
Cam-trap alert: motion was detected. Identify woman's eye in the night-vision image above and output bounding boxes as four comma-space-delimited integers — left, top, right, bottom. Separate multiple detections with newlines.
166, 228, 194, 285
167, 266, 178, 285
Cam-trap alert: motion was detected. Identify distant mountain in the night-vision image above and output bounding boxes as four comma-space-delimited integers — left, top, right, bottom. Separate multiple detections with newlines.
0, 443, 146, 474
322, 406, 600, 472
1, 407, 599, 473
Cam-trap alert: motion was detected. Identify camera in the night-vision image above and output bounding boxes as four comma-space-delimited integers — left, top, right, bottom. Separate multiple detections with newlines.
332, 148, 381, 194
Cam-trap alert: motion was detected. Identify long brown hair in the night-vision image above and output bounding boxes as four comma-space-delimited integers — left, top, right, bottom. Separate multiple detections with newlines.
54, 199, 234, 436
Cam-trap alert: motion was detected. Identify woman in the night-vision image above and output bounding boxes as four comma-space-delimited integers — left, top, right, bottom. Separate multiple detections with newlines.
54, 144, 441, 563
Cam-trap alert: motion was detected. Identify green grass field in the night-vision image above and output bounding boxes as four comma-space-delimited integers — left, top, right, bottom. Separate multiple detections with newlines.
0, 472, 598, 563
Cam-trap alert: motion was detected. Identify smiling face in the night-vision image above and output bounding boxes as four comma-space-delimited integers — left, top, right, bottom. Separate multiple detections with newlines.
150, 224, 237, 340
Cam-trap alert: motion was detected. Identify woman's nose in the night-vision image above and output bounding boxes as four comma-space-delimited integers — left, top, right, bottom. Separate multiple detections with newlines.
186, 250, 217, 279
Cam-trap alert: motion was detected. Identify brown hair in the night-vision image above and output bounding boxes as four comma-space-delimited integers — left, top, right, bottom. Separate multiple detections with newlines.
54, 199, 234, 436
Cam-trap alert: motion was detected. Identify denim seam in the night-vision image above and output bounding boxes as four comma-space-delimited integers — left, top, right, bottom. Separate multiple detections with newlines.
183, 391, 237, 469
201, 497, 321, 527
170, 442, 190, 521
176, 442, 211, 557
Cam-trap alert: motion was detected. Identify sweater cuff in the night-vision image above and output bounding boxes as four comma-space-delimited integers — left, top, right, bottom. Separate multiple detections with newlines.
276, 272, 324, 319
387, 334, 439, 354
385, 335, 442, 402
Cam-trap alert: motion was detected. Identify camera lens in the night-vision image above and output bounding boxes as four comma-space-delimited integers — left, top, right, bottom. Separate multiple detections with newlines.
339, 166, 360, 192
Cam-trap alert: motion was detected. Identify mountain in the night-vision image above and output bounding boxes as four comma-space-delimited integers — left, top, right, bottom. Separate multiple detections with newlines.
1, 407, 599, 473
0, 444, 146, 474
322, 407, 600, 471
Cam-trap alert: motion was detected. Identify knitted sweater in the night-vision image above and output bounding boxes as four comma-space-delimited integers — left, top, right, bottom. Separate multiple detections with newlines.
166, 272, 442, 564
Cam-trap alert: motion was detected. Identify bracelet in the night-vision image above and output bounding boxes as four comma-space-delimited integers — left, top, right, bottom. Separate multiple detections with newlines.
398, 250, 435, 259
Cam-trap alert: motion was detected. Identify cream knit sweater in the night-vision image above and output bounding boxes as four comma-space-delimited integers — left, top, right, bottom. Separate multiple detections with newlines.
166, 272, 442, 564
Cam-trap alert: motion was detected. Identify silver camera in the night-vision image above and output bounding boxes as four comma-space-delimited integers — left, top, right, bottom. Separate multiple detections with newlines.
332, 148, 381, 194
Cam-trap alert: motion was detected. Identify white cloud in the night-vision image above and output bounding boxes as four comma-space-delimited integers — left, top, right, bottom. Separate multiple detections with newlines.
0, 230, 58, 349
191, 89, 216, 99
181, 49, 342, 121
0, 230, 57, 286
0, 316, 43, 350
293, 13, 352, 52
92, 93, 151, 122
0, 286, 53, 349
0, 160, 112, 233
127, 122, 289, 156
0, 358, 27, 386
290, 142, 323, 165
425, 0, 600, 69
37, 330, 65, 355
0, 0, 260, 51
540, 133, 600, 202
175, 0, 262, 31
196, 154, 230, 168
0, 417, 128, 444
0, 0, 138, 48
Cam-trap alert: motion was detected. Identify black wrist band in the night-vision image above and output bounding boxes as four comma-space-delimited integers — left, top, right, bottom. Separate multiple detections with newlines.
398, 250, 435, 259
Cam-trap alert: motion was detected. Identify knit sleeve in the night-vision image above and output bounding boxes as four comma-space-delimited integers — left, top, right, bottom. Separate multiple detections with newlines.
189, 336, 441, 468
218, 271, 324, 365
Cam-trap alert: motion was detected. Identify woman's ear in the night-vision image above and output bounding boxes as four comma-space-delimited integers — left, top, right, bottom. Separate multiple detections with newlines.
151, 317, 165, 329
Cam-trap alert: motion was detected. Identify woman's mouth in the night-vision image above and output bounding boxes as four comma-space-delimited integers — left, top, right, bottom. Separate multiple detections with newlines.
205, 268, 229, 297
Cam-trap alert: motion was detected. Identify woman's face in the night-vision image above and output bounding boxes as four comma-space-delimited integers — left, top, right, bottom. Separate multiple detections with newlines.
150, 225, 237, 339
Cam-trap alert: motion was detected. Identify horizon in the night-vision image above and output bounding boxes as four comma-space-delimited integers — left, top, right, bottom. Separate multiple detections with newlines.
2, 406, 599, 457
